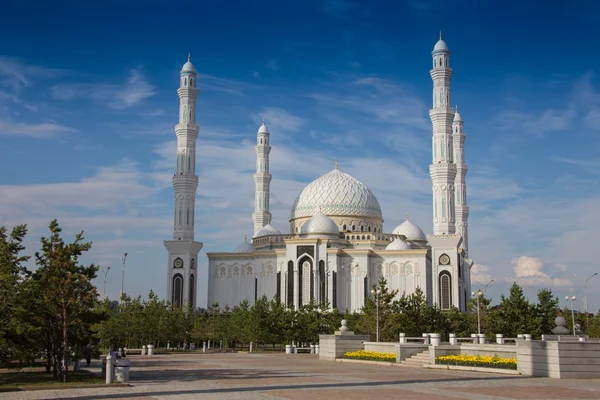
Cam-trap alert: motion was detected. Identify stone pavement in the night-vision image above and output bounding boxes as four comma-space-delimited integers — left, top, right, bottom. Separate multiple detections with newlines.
2, 352, 600, 399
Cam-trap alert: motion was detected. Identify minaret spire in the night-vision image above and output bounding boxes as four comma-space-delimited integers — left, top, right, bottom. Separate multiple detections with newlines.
453, 105, 469, 255
164, 55, 203, 310
252, 119, 272, 235
429, 31, 456, 235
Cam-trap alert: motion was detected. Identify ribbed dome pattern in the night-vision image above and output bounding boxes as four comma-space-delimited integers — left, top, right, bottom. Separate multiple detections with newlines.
300, 211, 339, 235
385, 238, 411, 250
290, 169, 382, 221
254, 224, 281, 238
233, 240, 256, 253
392, 216, 427, 242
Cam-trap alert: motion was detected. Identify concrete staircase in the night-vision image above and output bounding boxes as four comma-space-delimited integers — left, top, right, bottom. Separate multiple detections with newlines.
400, 349, 430, 368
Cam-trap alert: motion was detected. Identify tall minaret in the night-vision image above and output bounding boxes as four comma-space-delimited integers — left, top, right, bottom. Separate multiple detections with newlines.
429, 32, 457, 235
164, 54, 203, 310
453, 107, 470, 255
252, 120, 272, 235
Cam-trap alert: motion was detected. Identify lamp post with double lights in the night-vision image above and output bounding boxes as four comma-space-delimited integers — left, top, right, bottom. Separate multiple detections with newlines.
566, 295, 577, 336
120, 253, 128, 304
472, 290, 483, 335
371, 288, 382, 342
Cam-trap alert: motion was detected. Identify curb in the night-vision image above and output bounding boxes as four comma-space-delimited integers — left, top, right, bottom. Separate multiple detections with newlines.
426, 364, 521, 375
0, 383, 130, 392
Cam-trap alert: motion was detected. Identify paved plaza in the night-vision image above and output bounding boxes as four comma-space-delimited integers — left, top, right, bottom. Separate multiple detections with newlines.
2, 353, 600, 399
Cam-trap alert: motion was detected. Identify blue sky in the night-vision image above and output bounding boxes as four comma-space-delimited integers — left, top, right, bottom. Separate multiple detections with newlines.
1, 0, 599, 310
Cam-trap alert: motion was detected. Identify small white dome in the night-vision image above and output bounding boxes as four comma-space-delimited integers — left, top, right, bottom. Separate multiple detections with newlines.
386, 238, 411, 250
258, 120, 269, 134
233, 239, 255, 253
433, 39, 449, 52
254, 224, 281, 238
453, 106, 463, 123
433, 32, 449, 53
300, 210, 339, 235
181, 54, 197, 74
392, 214, 427, 242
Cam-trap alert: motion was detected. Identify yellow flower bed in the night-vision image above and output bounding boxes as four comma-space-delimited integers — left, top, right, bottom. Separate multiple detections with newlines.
343, 350, 396, 362
436, 354, 517, 370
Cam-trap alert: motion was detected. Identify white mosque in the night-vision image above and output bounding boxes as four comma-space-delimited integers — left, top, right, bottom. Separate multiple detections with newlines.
165, 34, 473, 313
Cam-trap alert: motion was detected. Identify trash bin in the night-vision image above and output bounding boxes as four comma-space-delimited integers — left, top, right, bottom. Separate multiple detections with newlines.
285, 345, 292, 354
114, 358, 131, 383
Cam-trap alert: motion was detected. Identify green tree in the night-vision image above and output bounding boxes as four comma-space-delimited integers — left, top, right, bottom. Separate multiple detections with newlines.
498, 282, 535, 337
533, 288, 560, 338
358, 278, 399, 341
33, 220, 98, 382
0, 224, 35, 366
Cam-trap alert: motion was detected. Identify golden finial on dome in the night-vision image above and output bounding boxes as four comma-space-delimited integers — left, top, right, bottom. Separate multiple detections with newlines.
405, 213, 409, 221
244, 234, 247, 242
439, 30, 442, 40
261, 117, 265, 125
334, 158, 338, 170
188, 52, 191, 62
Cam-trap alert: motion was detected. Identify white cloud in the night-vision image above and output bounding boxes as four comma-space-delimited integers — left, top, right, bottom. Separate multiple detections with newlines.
50, 68, 156, 109
495, 106, 576, 135
265, 59, 280, 71
256, 108, 306, 133
319, 0, 357, 18
470, 264, 495, 286
196, 74, 262, 96
511, 256, 572, 288
551, 156, 600, 174
0, 120, 76, 138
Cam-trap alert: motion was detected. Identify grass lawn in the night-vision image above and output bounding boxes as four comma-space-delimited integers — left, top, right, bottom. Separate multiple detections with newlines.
0, 370, 104, 389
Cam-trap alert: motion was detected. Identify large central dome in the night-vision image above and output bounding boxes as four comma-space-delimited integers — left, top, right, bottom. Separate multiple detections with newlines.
290, 168, 383, 221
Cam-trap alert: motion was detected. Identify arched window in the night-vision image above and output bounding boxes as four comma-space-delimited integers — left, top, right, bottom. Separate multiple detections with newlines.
319, 260, 325, 307
439, 271, 452, 310
188, 154, 191, 170
184, 78, 187, 86
178, 207, 182, 225
186, 207, 190, 225
343, 225, 346, 231
352, 225, 356, 231
362, 235, 365, 240
360, 226, 364, 231
367, 235, 370, 240
172, 274, 183, 306
189, 274, 195, 306
368, 226, 371, 232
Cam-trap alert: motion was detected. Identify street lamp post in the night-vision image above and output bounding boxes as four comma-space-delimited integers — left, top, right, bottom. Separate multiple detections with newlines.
120, 253, 128, 304
484, 279, 494, 293
574, 272, 598, 332
472, 290, 483, 335
370, 288, 382, 342
566, 295, 577, 336
585, 273, 598, 331
102, 266, 111, 299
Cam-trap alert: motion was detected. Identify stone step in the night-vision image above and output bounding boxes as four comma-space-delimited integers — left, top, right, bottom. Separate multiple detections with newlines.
401, 350, 430, 368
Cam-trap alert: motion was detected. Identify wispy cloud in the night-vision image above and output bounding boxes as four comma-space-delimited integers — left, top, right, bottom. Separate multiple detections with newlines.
551, 156, 600, 174
0, 120, 76, 138
265, 59, 280, 71
495, 106, 576, 135
50, 67, 156, 109
255, 107, 306, 133
319, 0, 357, 18
196, 74, 262, 96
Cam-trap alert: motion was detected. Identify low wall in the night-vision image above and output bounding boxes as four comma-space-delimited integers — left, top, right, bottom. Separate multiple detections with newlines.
460, 343, 517, 359
364, 342, 397, 354
517, 340, 600, 379
319, 334, 369, 361
396, 344, 429, 362
428, 344, 460, 364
